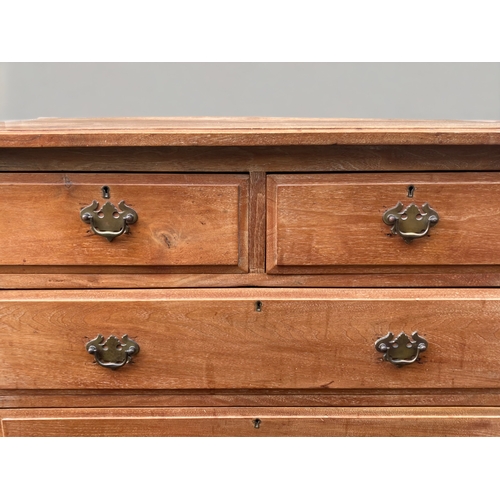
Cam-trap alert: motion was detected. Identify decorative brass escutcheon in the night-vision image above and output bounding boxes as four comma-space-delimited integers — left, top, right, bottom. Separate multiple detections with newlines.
80, 200, 138, 242
382, 202, 439, 243
86, 334, 140, 370
375, 331, 428, 366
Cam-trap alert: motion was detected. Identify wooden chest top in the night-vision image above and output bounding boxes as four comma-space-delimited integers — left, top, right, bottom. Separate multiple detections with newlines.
2, 118, 500, 436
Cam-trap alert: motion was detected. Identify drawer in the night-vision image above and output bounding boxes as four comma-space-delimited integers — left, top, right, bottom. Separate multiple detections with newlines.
267, 172, 500, 273
1, 289, 500, 390
0, 173, 248, 271
2, 407, 499, 436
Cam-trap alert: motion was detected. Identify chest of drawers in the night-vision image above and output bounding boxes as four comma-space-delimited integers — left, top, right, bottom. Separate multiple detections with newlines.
1, 117, 500, 436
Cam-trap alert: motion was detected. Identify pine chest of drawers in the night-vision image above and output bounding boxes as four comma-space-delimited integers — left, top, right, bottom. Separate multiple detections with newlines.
2, 117, 500, 436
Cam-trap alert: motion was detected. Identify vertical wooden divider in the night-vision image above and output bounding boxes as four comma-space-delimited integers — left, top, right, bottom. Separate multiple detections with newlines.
249, 171, 266, 273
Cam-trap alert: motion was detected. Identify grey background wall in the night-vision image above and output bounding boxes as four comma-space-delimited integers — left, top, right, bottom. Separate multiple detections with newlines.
0, 63, 499, 120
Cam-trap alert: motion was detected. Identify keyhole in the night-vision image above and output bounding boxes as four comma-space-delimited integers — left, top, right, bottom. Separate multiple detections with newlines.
255, 301, 263, 312
102, 186, 110, 199
407, 185, 415, 198
252, 418, 261, 429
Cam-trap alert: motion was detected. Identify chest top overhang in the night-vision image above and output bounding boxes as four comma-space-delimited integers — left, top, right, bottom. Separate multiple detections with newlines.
1, 117, 500, 147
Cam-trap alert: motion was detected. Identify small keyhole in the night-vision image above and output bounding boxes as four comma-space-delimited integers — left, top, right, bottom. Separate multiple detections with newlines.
252, 418, 261, 429
255, 301, 263, 312
407, 185, 415, 198
102, 186, 110, 199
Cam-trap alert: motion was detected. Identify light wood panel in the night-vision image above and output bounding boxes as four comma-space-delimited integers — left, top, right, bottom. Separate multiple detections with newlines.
2, 289, 500, 390
248, 171, 266, 273
1, 118, 500, 146
2, 406, 500, 436
0, 173, 248, 271
268, 172, 500, 272
3, 271, 500, 289
3, 389, 500, 409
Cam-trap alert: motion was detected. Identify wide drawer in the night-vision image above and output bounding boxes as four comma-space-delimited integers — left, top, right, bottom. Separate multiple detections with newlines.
1, 289, 500, 390
0, 173, 248, 271
267, 173, 500, 273
2, 407, 499, 436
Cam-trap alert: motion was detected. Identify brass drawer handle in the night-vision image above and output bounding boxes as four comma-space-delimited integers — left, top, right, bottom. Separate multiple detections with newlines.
382, 202, 439, 243
375, 331, 427, 366
81, 200, 138, 242
86, 334, 140, 370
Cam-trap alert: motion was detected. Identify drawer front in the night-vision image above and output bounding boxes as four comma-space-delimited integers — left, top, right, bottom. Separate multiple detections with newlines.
1, 289, 500, 390
2, 407, 499, 437
267, 172, 500, 273
0, 173, 248, 271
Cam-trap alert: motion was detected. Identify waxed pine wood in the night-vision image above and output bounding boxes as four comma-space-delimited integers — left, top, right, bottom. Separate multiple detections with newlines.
249, 171, 266, 273
0, 173, 248, 271
5, 388, 500, 409
3, 145, 500, 173
268, 172, 500, 272
1, 289, 500, 391
1, 118, 500, 436
2, 117, 500, 146
2, 407, 500, 437
3, 270, 500, 289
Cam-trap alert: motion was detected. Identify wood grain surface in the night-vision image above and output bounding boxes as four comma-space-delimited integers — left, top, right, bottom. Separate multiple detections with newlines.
3, 388, 500, 409
2, 145, 500, 173
5, 271, 500, 289
268, 172, 500, 272
2, 406, 500, 436
0, 173, 248, 270
249, 171, 266, 273
3, 120, 500, 436
2, 288, 500, 390
1, 118, 500, 146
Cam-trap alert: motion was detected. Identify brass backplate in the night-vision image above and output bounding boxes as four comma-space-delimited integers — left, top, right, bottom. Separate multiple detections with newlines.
86, 334, 140, 370
80, 200, 138, 241
382, 202, 439, 243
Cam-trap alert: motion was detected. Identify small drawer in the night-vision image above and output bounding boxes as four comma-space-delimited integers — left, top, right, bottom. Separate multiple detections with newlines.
1, 289, 500, 391
0, 173, 248, 272
2, 407, 500, 436
267, 172, 500, 273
